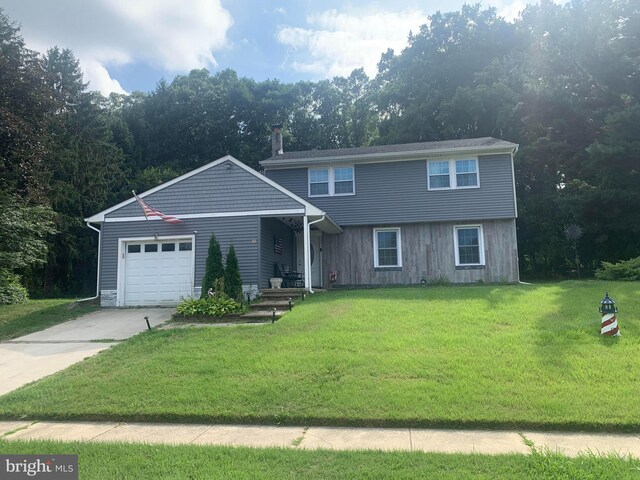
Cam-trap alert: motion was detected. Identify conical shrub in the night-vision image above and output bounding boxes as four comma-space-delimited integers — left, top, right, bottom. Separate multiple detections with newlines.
224, 244, 242, 301
200, 233, 224, 298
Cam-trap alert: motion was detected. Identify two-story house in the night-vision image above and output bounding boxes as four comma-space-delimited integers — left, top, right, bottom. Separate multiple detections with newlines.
86, 128, 519, 307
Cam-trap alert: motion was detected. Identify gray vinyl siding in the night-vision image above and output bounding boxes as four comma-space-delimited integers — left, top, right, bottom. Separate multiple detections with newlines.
99, 217, 260, 291
107, 160, 302, 218
259, 218, 295, 288
265, 154, 516, 225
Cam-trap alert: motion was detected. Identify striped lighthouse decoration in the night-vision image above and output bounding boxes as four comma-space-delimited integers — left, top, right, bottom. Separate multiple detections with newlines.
599, 292, 620, 336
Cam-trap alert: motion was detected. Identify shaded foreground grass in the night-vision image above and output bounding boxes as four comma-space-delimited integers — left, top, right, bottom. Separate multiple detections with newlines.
1, 439, 638, 480
0, 299, 97, 341
0, 281, 639, 431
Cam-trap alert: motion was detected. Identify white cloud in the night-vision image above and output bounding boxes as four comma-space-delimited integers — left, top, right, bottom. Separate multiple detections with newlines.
487, 0, 528, 21
487, 0, 566, 21
276, 8, 428, 78
81, 59, 127, 96
2, 0, 233, 95
106, 0, 232, 71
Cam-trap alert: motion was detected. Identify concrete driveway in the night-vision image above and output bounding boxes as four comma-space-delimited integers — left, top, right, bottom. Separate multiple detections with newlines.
0, 308, 173, 396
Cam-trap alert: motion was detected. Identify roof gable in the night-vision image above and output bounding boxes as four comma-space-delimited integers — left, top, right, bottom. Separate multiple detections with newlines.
86, 156, 324, 223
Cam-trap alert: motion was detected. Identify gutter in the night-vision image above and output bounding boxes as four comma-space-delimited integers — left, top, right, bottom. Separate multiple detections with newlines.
77, 222, 101, 303
261, 144, 519, 169
306, 215, 325, 294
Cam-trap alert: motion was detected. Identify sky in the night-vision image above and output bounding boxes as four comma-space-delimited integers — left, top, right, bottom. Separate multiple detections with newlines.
1, 0, 532, 96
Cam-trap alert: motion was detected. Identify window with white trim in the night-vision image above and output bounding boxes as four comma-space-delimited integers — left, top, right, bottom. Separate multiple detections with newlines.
455, 159, 478, 187
428, 159, 479, 190
308, 166, 354, 196
309, 169, 329, 196
373, 228, 402, 268
454, 225, 485, 266
427, 161, 450, 189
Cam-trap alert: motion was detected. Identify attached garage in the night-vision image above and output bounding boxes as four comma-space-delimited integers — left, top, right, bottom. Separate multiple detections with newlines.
86, 155, 336, 307
119, 237, 194, 306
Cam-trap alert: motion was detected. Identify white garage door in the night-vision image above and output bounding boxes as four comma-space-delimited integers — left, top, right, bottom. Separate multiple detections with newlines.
123, 239, 194, 306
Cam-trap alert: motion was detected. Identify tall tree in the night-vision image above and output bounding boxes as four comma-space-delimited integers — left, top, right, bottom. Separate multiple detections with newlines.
376, 5, 517, 143
35, 48, 126, 294
566, 105, 640, 268
0, 10, 58, 298
0, 9, 54, 202
0, 194, 55, 272
513, 0, 640, 274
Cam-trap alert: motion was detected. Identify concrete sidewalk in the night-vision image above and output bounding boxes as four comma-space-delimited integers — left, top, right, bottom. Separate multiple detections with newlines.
2, 421, 639, 457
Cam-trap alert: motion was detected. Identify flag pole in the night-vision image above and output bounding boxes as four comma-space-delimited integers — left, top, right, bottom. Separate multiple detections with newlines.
132, 190, 148, 220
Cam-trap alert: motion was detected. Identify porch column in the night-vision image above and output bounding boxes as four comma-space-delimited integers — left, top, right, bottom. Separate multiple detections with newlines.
303, 214, 310, 289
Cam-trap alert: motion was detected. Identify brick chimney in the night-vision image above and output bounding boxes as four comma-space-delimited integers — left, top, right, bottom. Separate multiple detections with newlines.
271, 123, 283, 157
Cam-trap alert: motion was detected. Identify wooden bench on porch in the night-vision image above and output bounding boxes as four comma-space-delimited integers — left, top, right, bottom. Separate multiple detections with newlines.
274, 263, 304, 288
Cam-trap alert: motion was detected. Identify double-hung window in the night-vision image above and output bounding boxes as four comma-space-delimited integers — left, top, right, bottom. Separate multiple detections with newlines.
454, 225, 485, 266
427, 161, 451, 189
373, 228, 402, 268
309, 169, 329, 196
428, 159, 479, 190
333, 167, 354, 194
308, 166, 354, 196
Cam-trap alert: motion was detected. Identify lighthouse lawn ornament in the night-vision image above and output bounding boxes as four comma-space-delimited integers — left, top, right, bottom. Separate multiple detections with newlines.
599, 292, 620, 336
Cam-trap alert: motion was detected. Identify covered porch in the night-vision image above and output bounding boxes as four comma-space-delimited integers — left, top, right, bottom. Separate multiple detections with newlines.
259, 211, 341, 291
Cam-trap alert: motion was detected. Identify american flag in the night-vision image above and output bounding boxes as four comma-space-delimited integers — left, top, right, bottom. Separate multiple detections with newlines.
132, 191, 183, 224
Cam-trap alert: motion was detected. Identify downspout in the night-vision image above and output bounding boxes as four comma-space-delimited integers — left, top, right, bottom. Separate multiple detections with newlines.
78, 222, 101, 303
511, 145, 530, 285
306, 215, 325, 294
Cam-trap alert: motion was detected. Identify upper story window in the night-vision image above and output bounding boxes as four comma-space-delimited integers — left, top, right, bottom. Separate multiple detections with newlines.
428, 159, 479, 190
455, 160, 478, 187
308, 166, 354, 197
333, 167, 354, 194
428, 161, 450, 188
309, 169, 329, 195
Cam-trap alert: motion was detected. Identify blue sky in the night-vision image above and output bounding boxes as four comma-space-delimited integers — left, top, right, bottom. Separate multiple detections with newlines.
1, 0, 531, 95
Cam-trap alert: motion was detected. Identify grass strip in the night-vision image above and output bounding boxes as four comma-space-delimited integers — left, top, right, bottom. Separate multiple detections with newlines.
0, 299, 97, 341
0, 439, 638, 480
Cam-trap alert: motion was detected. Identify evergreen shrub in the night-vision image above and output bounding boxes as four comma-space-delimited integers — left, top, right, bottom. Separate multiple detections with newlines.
200, 234, 224, 298
223, 245, 242, 301
595, 257, 640, 281
0, 271, 29, 304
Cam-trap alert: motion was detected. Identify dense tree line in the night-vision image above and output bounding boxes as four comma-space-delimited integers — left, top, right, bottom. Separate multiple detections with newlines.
1, 0, 638, 297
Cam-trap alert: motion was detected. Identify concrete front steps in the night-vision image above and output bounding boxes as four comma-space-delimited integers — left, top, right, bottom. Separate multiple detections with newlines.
240, 288, 308, 322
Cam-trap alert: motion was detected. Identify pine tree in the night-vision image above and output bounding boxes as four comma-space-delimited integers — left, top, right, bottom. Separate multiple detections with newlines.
200, 234, 224, 298
223, 244, 242, 301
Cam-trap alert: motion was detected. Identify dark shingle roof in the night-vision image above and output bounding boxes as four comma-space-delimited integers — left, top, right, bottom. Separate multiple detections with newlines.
261, 137, 517, 165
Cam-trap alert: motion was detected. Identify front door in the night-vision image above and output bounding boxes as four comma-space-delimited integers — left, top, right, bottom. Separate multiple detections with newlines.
296, 231, 323, 287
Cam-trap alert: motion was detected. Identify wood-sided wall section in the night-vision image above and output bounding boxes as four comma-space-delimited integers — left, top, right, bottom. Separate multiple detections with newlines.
322, 219, 518, 286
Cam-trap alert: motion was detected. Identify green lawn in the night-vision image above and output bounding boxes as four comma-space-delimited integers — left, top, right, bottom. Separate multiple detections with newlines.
0, 439, 637, 480
0, 299, 97, 341
0, 281, 638, 431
